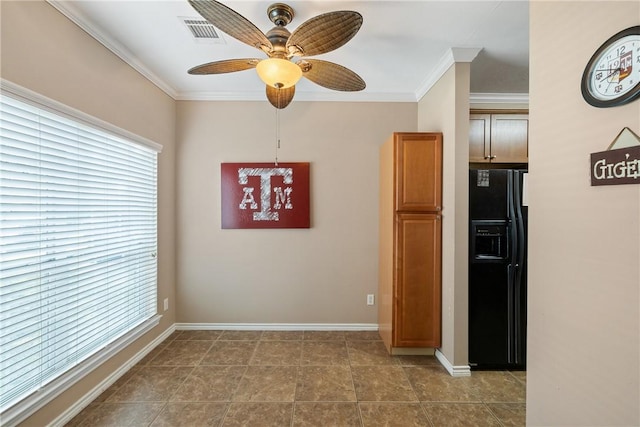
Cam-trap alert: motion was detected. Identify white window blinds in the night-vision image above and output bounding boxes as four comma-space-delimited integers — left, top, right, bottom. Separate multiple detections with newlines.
0, 93, 158, 413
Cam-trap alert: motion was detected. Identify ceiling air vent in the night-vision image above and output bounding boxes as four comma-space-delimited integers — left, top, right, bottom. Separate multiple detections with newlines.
180, 17, 225, 44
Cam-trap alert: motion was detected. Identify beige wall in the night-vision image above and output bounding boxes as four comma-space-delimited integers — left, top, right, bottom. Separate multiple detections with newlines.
175, 101, 417, 324
417, 64, 471, 367
528, 1, 640, 425
1, 1, 176, 425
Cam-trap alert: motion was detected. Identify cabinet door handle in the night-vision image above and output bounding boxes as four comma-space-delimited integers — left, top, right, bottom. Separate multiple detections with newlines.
490, 155, 497, 160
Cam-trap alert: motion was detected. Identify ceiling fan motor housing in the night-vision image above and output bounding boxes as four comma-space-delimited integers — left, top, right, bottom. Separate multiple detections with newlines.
266, 26, 291, 57
268, 3, 294, 27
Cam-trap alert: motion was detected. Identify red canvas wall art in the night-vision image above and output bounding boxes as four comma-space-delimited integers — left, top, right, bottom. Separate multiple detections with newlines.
221, 162, 310, 229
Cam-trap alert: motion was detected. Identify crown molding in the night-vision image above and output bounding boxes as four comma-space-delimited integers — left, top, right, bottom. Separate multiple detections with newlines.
450, 47, 484, 63
414, 47, 482, 101
469, 92, 530, 104
47, 0, 179, 99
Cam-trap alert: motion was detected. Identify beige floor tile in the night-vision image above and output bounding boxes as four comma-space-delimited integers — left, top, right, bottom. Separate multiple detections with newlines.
393, 355, 439, 366
359, 402, 430, 427
404, 366, 482, 402
149, 340, 213, 366
261, 330, 304, 340
232, 365, 298, 402
64, 402, 101, 427
93, 366, 142, 402
62, 330, 527, 427
351, 366, 417, 402
487, 402, 526, 426
509, 370, 527, 385
295, 366, 356, 401
423, 402, 501, 427
137, 343, 169, 366
344, 331, 382, 341
75, 402, 165, 426
165, 330, 183, 342
347, 340, 399, 366
106, 366, 193, 402
303, 331, 346, 341
171, 365, 246, 402
150, 402, 229, 427
200, 340, 258, 365
293, 402, 360, 427
301, 341, 350, 365
250, 340, 302, 365
219, 330, 263, 340
471, 371, 526, 403
222, 402, 293, 426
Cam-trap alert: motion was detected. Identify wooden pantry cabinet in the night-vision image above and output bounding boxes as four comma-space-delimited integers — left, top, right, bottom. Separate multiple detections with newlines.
469, 112, 529, 163
378, 132, 442, 353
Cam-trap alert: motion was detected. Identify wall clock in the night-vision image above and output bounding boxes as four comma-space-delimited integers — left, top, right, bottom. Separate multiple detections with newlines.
581, 25, 640, 108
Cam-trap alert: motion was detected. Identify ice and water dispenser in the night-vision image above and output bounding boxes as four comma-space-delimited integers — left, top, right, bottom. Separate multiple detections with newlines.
470, 220, 509, 262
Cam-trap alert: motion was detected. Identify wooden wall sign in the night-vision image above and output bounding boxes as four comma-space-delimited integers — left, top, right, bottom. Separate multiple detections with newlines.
591, 128, 640, 186
591, 145, 640, 186
221, 162, 310, 229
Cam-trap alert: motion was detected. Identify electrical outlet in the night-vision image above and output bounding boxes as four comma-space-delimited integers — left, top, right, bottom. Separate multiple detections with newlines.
163, 298, 169, 311
367, 294, 375, 306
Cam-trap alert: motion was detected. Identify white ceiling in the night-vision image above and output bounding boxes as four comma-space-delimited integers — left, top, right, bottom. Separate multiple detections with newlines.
49, 0, 529, 103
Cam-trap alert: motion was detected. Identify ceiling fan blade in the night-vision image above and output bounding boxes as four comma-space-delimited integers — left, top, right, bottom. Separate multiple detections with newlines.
299, 59, 365, 92
188, 58, 259, 75
266, 85, 296, 109
286, 11, 363, 57
188, 0, 272, 53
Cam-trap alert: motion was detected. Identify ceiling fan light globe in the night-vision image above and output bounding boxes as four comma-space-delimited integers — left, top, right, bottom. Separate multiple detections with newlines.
256, 58, 302, 89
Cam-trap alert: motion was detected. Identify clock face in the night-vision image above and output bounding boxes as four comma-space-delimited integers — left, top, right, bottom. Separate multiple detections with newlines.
582, 26, 640, 108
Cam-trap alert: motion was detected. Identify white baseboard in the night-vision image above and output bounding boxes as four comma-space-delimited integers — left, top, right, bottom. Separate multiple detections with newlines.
50, 323, 176, 427
175, 323, 379, 331
435, 349, 471, 377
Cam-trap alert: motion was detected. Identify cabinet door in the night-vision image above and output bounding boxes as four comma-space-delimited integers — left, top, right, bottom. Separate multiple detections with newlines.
395, 133, 442, 212
394, 213, 442, 348
490, 114, 529, 163
469, 114, 491, 162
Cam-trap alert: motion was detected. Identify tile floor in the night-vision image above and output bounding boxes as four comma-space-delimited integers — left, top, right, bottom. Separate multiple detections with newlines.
66, 330, 526, 426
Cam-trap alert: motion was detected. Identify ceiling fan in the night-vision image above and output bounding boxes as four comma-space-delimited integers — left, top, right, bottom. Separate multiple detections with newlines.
187, 0, 366, 109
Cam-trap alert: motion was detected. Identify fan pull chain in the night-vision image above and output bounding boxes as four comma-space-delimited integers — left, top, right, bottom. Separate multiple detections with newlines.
274, 91, 281, 166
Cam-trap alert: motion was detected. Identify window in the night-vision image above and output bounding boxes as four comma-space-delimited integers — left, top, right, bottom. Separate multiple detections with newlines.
0, 84, 161, 421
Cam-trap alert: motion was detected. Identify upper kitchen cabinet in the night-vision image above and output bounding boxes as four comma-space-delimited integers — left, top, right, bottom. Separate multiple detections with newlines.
469, 111, 529, 164
394, 133, 443, 212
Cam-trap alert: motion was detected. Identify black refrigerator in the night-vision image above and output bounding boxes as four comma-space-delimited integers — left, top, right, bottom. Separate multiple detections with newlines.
469, 169, 527, 370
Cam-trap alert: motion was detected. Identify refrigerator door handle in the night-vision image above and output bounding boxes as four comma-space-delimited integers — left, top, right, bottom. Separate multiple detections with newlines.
506, 263, 515, 364
506, 171, 518, 365
513, 171, 526, 365
514, 172, 526, 273
513, 264, 522, 365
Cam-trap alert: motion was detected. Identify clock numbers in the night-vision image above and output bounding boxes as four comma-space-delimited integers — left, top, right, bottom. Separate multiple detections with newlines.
588, 36, 639, 99
582, 26, 640, 107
